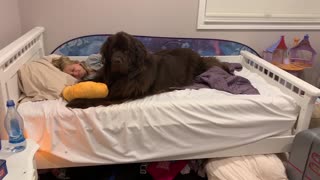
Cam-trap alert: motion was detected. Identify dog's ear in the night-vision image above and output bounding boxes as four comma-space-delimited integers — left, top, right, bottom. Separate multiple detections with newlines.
99, 36, 113, 84
127, 35, 147, 79
130, 35, 147, 66
100, 36, 113, 61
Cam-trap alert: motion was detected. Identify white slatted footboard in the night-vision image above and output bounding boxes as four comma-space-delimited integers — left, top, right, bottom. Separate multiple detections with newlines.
0, 27, 45, 139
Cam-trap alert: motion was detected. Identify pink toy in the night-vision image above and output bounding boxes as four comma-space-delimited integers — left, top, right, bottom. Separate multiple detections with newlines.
263, 35, 288, 65
147, 160, 188, 180
289, 34, 317, 67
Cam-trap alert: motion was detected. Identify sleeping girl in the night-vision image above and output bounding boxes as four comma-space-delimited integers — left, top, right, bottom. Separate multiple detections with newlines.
51, 54, 103, 80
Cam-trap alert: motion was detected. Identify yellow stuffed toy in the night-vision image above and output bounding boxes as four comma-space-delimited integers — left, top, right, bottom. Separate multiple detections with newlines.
62, 81, 108, 102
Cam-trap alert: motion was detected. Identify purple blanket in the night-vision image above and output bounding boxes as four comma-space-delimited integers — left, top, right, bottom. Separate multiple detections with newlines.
182, 63, 259, 95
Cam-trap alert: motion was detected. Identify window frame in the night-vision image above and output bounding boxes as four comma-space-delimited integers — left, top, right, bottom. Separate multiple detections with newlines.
197, 0, 320, 30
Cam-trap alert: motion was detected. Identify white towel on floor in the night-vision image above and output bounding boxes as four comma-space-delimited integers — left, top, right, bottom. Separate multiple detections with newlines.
205, 154, 288, 180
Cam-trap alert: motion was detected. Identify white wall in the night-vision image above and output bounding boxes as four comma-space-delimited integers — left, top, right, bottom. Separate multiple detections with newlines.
0, 0, 21, 49
10, 0, 320, 86
0, 0, 320, 86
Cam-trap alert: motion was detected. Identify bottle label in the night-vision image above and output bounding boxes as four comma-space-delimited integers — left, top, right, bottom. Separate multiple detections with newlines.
8, 118, 25, 144
9, 135, 25, 144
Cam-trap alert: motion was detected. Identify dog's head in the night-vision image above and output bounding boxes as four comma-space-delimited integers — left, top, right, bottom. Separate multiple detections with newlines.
100, 32, 147, 79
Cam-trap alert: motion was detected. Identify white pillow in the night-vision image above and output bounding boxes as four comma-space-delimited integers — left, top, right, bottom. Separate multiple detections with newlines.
205, 154, 288, 180
18, 57, 77, 103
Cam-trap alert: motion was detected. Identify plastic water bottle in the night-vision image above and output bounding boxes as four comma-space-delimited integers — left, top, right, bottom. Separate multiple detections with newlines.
4, 100, 26, 152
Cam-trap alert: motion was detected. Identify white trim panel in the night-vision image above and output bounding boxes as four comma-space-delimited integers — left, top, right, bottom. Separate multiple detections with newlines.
198, 0, 320, 30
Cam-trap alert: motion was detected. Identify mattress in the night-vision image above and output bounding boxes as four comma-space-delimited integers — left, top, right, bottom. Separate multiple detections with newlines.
18, 65, 299, 167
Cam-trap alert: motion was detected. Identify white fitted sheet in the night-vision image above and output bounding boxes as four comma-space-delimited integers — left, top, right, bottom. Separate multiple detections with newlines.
18, 66, 299, 167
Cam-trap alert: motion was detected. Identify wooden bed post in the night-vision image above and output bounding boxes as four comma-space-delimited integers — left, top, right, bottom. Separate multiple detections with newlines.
0, 27, 45, 139
295, 95, 318, 133
240, 51, 320, 134
0, 80, 7, 139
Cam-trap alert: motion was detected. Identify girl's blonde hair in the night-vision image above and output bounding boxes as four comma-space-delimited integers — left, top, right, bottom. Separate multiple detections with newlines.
51, 56, 80, 71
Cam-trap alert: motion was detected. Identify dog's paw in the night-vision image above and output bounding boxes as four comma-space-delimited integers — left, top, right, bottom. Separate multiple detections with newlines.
222, 62, 232, 74
66, 99, 91, 109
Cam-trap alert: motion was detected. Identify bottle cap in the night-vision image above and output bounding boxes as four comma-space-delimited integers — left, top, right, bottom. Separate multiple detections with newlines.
6, 100, 15, 107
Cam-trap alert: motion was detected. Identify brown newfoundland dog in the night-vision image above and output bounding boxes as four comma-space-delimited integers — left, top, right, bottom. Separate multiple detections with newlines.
67, 32, 229, 108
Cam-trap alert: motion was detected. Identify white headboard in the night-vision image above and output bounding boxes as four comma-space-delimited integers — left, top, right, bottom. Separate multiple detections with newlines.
0, 27, 45, 139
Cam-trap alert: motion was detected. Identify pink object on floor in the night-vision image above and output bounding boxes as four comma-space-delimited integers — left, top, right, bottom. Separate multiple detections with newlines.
147, 160, 188, 180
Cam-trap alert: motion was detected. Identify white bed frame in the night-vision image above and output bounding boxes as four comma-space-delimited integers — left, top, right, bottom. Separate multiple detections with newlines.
1, 27, 320, 168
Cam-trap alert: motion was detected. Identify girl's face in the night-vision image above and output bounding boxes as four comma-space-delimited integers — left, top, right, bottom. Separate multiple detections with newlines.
63, 63, 87, 79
